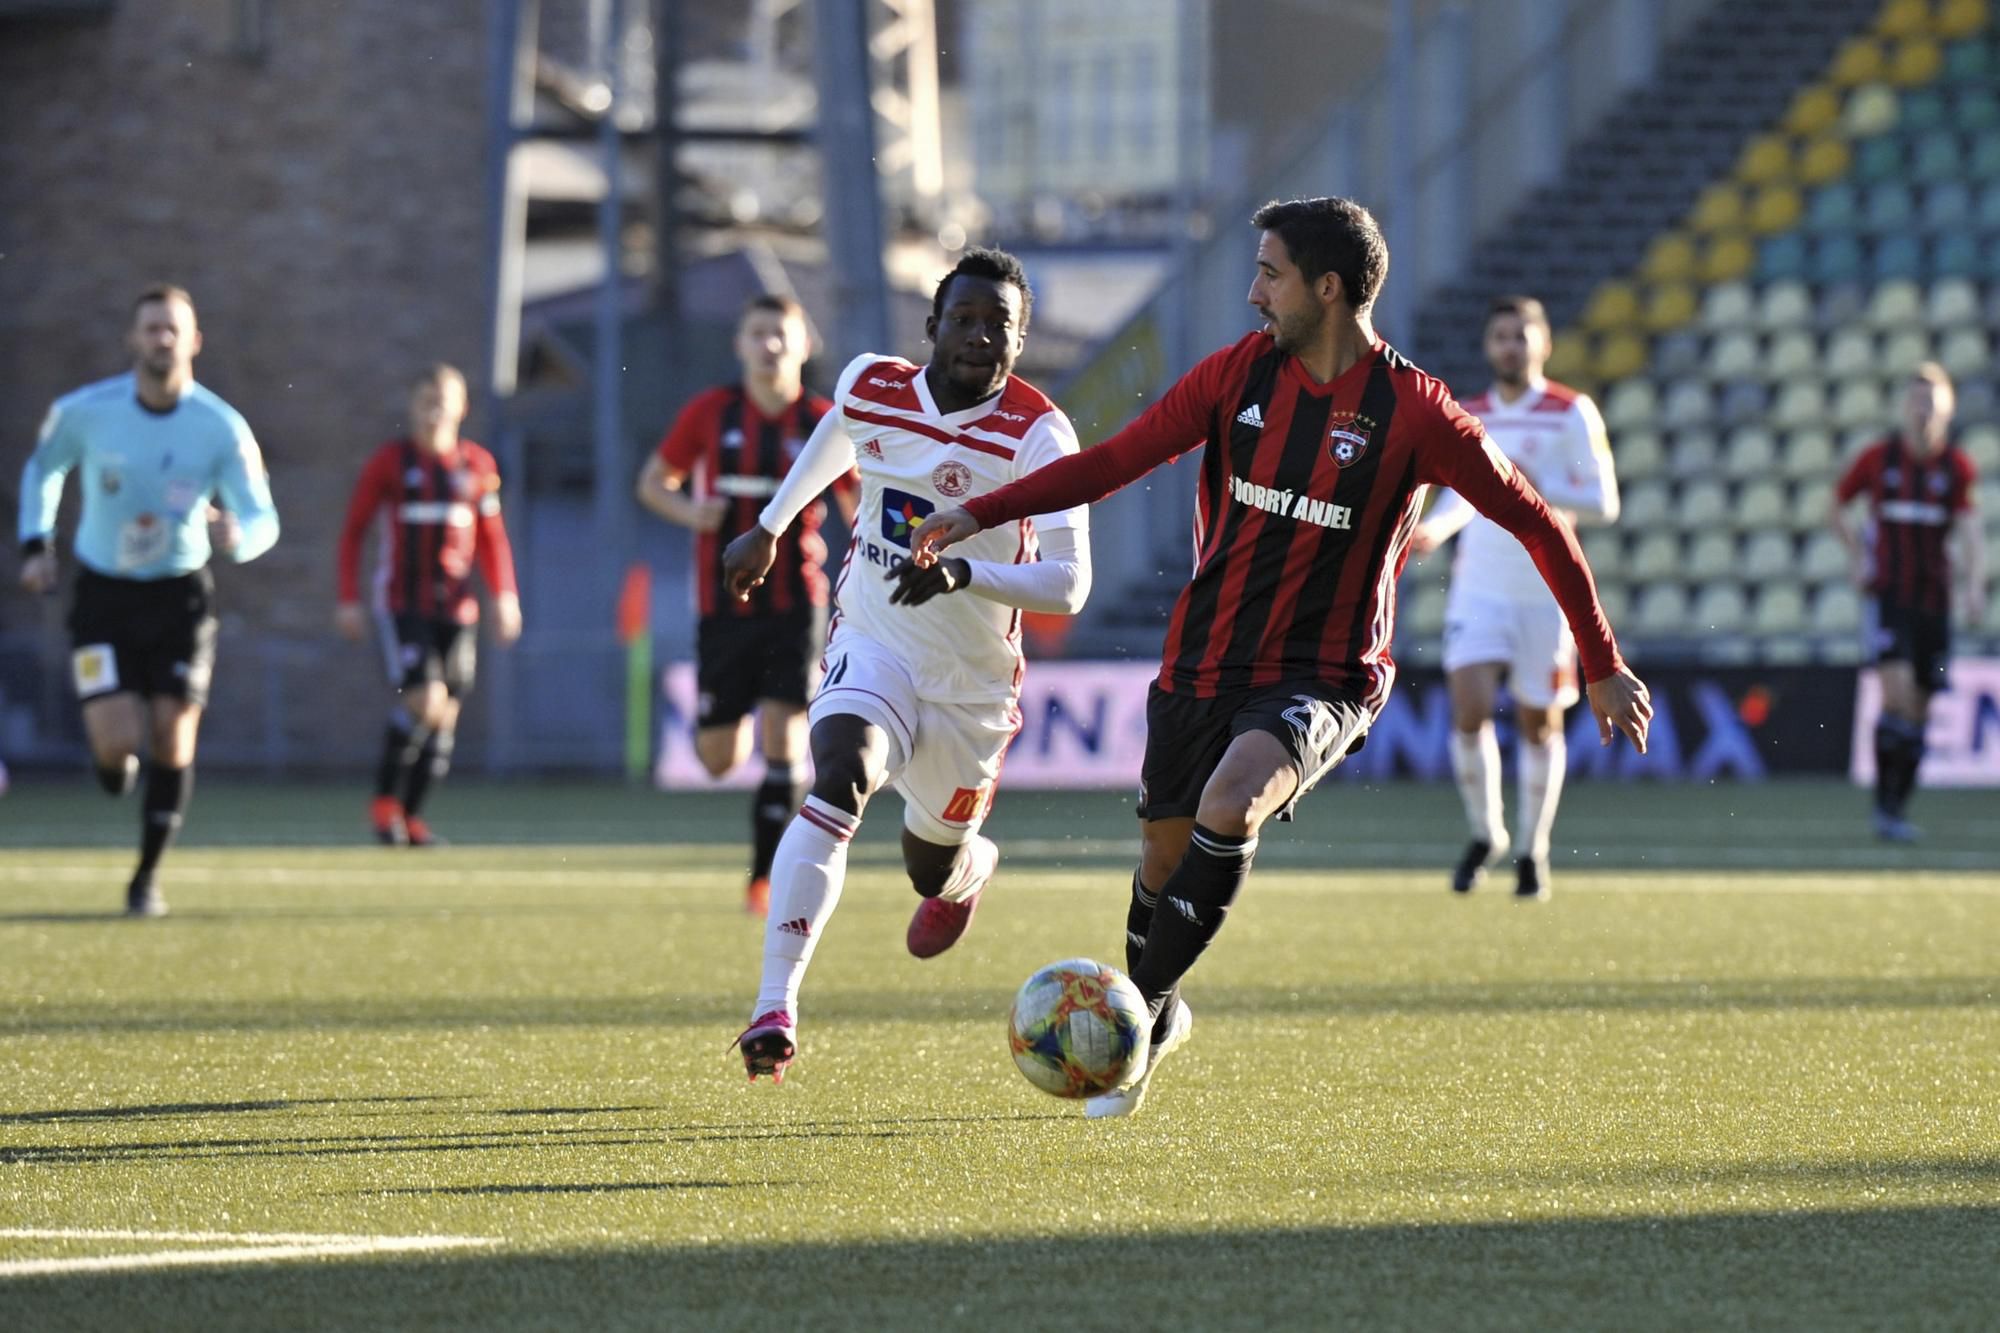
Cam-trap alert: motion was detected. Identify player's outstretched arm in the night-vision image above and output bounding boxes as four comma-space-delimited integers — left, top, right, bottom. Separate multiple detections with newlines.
910, 508, 982, 565
1586, 669, 1653, 753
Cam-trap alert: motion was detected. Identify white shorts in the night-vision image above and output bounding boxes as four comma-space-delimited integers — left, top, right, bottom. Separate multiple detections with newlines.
809, 627, 1022, 845
1441, 589, 1580, 710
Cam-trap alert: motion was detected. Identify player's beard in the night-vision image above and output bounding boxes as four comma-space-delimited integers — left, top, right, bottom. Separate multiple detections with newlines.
1269, 304, 1323, 356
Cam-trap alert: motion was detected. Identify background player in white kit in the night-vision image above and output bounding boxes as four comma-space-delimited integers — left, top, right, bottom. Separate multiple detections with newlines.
719, 249, 1093, 1082
1411, 296, 1619, 900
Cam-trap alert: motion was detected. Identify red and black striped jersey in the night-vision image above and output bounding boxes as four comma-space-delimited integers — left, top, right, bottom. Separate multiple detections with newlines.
337, 438, 517, 625
963, 331, 1622, 708
657, 385, 847, 619
1834, 436, 1976, 616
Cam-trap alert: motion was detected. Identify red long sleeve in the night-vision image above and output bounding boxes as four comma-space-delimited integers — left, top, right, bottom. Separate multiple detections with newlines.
473, 481, 518, 598
336, 448, 393, 604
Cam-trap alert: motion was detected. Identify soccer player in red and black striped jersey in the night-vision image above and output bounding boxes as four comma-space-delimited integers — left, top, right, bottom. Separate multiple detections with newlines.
336, 364, 521, 846
1831, 362, 1986, 841
916, 197, 1652, 1118
638, 295, 855, 914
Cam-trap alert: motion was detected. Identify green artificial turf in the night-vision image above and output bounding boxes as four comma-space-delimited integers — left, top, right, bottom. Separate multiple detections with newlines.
0, 779, 1994, 1330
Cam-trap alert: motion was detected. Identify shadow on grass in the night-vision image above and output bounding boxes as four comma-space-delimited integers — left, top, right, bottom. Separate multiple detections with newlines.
368, 1180, 785, 1196
0, 1096, 463, 1126
7, 974, 1994, 1038
2, 1206, 1995, 1332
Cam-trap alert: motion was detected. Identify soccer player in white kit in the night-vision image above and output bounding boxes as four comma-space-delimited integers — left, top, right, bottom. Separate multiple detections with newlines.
719, 250, 1093, 1082
1411, 296, 1619, 900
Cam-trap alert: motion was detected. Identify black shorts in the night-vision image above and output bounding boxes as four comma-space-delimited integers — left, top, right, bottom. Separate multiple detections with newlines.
695, 610, 827, 728
68, 566, 219, 707
1136, 679, 1371, 823
1868, 598, 1951, 694
380, 613, 477, 696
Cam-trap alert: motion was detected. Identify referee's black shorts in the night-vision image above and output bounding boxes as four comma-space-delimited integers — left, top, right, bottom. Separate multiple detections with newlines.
68, 566, 219, 707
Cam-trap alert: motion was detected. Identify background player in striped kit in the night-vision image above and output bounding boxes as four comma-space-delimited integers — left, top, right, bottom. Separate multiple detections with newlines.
1410, 296, 1620, 900
18, 284, 281, 916
638, 295, 854, 916
336, 364, 521, 847
916, 199, 1651, 1118
1831, 362, 1985, 842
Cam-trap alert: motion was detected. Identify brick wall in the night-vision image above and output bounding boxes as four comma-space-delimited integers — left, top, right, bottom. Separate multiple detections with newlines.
0, 0, 496, 769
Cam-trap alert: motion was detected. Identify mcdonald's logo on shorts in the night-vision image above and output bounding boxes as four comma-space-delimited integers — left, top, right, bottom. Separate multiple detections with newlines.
941, 785, 988, 824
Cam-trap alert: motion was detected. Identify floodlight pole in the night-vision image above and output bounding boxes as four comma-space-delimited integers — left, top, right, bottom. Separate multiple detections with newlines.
813, 0, 892, 360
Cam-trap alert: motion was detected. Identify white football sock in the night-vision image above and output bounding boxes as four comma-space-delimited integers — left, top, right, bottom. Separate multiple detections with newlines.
1516, 734, 1566, 862
753, 796, 859, 1020
932, 834, 997, 904
1449, 724, 1505, 846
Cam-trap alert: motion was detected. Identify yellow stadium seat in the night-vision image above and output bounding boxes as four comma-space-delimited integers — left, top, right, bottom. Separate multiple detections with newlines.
1699, 234, 1757, 283
1735, 134, 1794, 184
1796, 137, 1852, 185
1875, 0, 1933, 38
1937, 0, 1989, 39
1642, 283, 1699, 331
1783, 86, 1843, 137
1543, 331, 1593, 385
1842, 83, 1900, 136
1830, 37, 1888, 86
1888, 38, 1943, 85
1581, 280, 1641, 331
1594, 331, 1649, 381
1641, 233, 1699, 282
1690, 184, 1747, 232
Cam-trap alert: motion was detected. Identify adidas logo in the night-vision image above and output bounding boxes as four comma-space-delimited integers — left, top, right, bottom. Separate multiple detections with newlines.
1235, 403, 1264, 428
777, 917, 812, 938
1126, 930, 1148, 948
1168, 896, 1200, 924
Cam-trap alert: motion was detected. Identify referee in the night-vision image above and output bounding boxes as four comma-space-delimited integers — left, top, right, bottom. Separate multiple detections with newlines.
17, 284, 280, 916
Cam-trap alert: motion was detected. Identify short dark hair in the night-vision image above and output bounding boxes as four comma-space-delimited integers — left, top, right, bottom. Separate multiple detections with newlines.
132, 283, 197, 321
931, 246, 1034, 326
1249, 198, 1388, 313
416, 362, 468, 394
1486, 294, 1549, 333
743, 293, 806, 322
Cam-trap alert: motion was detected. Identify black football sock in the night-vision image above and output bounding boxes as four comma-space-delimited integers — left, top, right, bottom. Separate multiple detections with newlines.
134, 763, 192, 885
96, 755, 137, 797
1123, 869, 1156, 975
376, 709, 417, 800
1130, 823, 1257, 1020
402, 727, 453, 819
1888, 717, 1925, 817
1871, 720, 1896, 814
1875, 716, 1924, 817
751, 762, 802, 882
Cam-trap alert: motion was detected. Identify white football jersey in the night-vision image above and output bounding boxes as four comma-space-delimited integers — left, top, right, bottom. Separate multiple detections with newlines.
1445, 379, 1617, 603
823, 353, 1088, 703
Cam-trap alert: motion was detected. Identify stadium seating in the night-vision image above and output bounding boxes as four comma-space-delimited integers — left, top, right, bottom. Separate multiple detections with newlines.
1456, 1, 2000, 663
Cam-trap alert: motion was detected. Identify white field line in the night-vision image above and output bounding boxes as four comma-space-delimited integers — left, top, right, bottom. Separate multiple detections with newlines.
0, 1228, 493, 1278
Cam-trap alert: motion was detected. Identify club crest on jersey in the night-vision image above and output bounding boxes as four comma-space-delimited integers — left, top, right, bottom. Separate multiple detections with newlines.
931, 461, 973, 498
880, 487, 935, 548
1326, 410, 1378, 468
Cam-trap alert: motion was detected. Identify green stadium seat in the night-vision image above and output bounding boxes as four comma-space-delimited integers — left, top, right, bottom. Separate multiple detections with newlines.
1922, 181, 1973, 229
1962, 379, 1999, 424
1581, 529, 1624, 574
1970, 130, 2000, 180
1790, 482, 1833, 532
1756, 582, 1809, 636
1688, 531, 1739, 581
1773, 379, 1830, 430
1872, 232, 1926, 280
1603, 379, 1659, 430
1662, 379, 1716, 429
1620, 480, 1673, 529
1781, 428, 1838, 480
1697, 281, 1756, 331
1612, 430, 1666, 481
1933, 231, 1981, 276
1679, 479, 1729, 527
1960, 423, 2000, 471
1812, 234, 1867, 283
1596, 581, 1631, 628
1706, 331, 1761, 380
1977, 181, 2000, 226
1668, 429, 1721, 479
1957, 88, 2000, 131
1943, 37, 1993, 83
1913, 130, 1965, 183
1925, 276, 1981, 326
1826, 328, 1877, 377
1811, 583, 1862, 635
1940, 327, 1991, 378
1861, 182, 1916, 232
1899, 88, 1949, 131
1629, 530, 1682, 581
1737, 480, 1788, 529
1865, 279, 1925, 329
1832, 378, 1892, 430
1757, 233, 1810, 281
1743, 531, 1796, 580
1723, 426, 1779, 479
1882, 327, 1934, 372
1804, 182, 1861, 232
1693, 582, 1749, 632
1634, 583, 1692, 637
1801, 531, 1850, 581
1765, 330, 1818, 378
1855, 135, 1905, 182
1755, 281, 1814, 332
